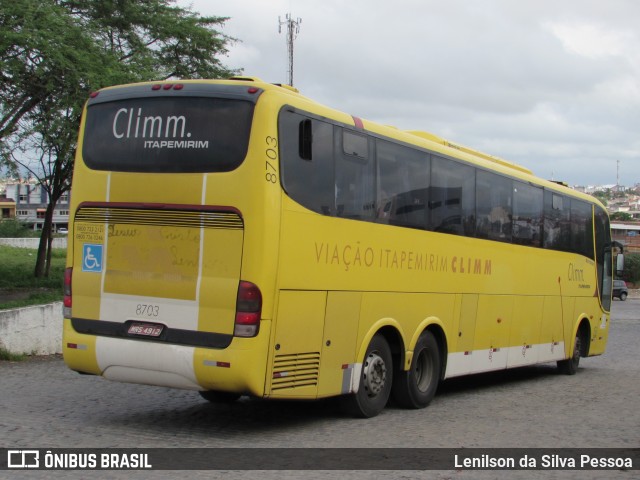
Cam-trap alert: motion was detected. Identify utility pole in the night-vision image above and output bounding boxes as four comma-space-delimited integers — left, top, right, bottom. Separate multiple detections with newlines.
278, 14, 302, 86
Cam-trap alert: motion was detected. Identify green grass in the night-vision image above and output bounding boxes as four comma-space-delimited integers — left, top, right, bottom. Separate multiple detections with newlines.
0, 346, 28, 361
0, 246, 65, 310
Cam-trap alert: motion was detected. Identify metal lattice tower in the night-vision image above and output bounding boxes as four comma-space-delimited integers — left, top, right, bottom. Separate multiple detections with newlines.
278, 14, 302, 86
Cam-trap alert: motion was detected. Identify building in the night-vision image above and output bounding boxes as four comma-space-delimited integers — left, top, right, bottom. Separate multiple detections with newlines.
2, 180, 69, 231
611, 222, 640, 254
0, 193, 16, 219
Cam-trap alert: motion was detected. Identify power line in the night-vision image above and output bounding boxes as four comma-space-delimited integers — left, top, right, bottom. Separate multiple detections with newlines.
278, 14, 302, 86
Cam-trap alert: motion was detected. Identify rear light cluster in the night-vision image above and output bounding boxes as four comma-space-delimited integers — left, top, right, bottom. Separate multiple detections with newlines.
63, 267, 73, 318
234, 281, 262, 337
151, 83, 184, 91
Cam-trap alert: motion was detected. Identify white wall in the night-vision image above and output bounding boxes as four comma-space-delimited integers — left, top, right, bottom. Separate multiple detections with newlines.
0, 238, 67, 249
0, 302, 63, 355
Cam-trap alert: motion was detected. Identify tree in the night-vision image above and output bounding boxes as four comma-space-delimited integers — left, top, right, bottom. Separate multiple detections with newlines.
623, 253, 640, 285
1, 0, 239, 277
611, 212, 633, 222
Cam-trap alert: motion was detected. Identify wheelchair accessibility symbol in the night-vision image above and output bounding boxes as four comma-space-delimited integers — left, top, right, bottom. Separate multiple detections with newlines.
82, 244, 103, 273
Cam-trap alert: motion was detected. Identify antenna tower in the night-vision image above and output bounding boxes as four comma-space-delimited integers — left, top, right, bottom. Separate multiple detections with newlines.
278, 14, 302, 86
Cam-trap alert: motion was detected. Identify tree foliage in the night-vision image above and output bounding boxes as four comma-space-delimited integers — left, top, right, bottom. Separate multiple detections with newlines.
611, 212, 633, 222
0, 0, 239, 276
623, 253, 640, 285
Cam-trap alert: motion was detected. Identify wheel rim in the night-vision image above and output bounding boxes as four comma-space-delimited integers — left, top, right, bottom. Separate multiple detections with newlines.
415, 349, 434, 393
363, 352, 387, 397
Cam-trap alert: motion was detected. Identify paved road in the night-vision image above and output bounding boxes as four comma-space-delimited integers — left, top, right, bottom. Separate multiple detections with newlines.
1, 300, 639, 479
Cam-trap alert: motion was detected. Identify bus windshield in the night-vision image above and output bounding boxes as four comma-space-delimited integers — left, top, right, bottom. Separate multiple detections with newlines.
83, 96, 254, 173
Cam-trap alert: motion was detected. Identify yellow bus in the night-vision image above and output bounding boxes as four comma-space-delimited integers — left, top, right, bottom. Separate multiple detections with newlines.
63, 77, 621, 417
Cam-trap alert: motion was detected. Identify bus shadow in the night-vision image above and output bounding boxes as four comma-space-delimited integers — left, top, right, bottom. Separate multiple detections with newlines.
435, 364, 559, 398
100, 365, 565, 439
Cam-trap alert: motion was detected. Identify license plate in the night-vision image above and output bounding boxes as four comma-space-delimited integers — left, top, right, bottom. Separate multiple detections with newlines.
127, 322, 164, 337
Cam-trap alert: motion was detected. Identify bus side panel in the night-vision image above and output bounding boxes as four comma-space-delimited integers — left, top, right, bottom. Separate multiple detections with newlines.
446, 293, 478, 377
268, 290, 326, 398
472, 295, 513, 372
507, 296, 543, 368
571, 296, 608, 357
317, 291, 361, 398
588, 310, 610, 357
539, 296, 566, 362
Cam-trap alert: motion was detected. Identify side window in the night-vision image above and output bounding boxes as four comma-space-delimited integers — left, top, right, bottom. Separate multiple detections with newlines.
279, 111, 334, 215
429, 156, 475, 236
595, 207, 612, 311
543, 191, 571, 251
376, 139, 429, 229
336, 130, 375, 220
571, 200, 594, 258
476, 171, 512, 243
512, 182, 543, 247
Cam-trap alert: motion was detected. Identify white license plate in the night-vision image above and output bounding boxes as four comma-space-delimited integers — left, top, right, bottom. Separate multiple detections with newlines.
127, 322, 164, 337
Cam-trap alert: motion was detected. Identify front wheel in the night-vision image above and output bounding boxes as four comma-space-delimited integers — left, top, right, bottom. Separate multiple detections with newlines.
342, 334, 393, 418
620, 292, 627, 301
557, 332, 582, 375
392, 330, 441, 409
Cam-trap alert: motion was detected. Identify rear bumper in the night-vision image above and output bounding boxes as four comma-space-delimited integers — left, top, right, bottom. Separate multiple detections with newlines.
62, 318, 271, 396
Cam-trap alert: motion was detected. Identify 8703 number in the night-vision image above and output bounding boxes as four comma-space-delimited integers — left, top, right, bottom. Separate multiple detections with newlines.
136, 304, 160, 317
265, 136, 278, 183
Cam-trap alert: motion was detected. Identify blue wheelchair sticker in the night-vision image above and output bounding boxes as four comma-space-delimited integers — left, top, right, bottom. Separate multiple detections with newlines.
82, 244, 103, 273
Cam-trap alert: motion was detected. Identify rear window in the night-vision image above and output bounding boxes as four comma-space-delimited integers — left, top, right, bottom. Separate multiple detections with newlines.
82, 97, 254, 173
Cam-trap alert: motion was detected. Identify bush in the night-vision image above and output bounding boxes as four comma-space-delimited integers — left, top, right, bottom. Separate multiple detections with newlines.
623, 253, 640, 285
0, 219, 39, 238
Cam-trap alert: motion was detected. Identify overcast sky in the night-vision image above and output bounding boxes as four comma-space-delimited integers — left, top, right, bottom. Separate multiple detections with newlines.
184, 0, 640, 187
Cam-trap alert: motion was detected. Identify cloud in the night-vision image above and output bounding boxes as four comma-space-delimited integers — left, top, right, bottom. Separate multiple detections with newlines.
186, 0, 640, 186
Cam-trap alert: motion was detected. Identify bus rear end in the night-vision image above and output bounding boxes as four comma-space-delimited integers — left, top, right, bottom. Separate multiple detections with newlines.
63, 80, 277, 397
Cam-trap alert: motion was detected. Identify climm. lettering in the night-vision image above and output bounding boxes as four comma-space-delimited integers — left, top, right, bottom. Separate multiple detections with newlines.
451, 256, 492, 275
112, 107, 189, 139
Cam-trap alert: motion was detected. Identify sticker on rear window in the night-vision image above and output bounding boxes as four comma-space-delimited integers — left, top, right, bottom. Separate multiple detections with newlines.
82, 244, 103, 273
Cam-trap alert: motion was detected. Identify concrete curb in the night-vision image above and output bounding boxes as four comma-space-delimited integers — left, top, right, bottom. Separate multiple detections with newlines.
0, 302, 63, 355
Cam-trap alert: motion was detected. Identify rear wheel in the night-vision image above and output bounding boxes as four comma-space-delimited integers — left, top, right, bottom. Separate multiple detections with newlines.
199, 390, 241, 403
620, 292, 627, 301
557, 331, 582, 375
343, 334, 393, 418
393, 331, 441, 409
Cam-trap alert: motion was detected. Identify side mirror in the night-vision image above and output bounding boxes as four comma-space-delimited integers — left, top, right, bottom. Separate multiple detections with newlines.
612, 241, 625, 277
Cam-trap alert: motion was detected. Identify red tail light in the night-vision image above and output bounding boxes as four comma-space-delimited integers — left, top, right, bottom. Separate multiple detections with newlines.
63, 267, 72, 318
234, 281, 262, 337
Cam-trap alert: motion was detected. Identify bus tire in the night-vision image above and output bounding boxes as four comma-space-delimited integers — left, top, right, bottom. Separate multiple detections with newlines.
199, 390, 241, 403
392, 330, 440, 409
557, 331, 582, 375
343, 334, 393, 418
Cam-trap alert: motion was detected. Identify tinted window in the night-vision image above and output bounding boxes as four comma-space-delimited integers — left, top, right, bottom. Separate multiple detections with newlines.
595, 205, 612, 310
544, 192, 571, 251
476, 171, 512, 243
571, 200, 594, 258
376, 139, 429, 229
512, 182, 543, 247
83, 97, 254, 172
280, 112, 335, 215
429, 157, 475, 236
336, 130, 375, 220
